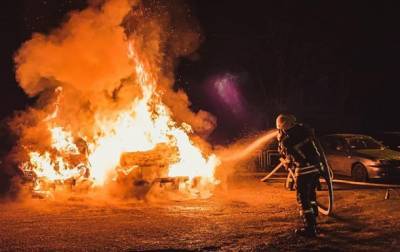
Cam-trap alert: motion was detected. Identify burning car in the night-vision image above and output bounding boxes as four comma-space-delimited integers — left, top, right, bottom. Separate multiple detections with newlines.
320, 134, 400, 182
10, 0, 221, 199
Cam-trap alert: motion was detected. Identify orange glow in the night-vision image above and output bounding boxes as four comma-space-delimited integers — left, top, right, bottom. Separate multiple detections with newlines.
20, 40, 220, 196
13, 0, 222, 198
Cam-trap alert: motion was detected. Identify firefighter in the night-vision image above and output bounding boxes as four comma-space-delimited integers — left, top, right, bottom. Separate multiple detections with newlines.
276, 114, 323, 237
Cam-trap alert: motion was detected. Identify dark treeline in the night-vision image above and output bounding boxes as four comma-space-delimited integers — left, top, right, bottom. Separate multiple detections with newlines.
178, 0, 400, 142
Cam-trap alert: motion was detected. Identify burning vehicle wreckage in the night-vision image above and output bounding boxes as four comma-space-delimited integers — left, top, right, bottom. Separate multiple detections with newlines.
8, 0, 227, 200
14, 71, 221, 198
20, 130, 211, 199
16, 82, 220, 200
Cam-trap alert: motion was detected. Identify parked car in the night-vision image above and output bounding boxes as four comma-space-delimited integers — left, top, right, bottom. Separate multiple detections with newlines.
369, 132, 400, 152
320, 134, 400, 182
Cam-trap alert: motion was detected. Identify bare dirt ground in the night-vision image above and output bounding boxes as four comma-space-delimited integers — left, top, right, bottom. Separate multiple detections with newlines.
0, 177, 399, 251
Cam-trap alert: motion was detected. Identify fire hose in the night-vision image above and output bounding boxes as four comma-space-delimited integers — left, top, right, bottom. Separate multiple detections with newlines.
261, 159, 334, 216
261, 165, 400, 216
315, 137, 334, 216
331, 179, 400, 200
261, 136, 334, 216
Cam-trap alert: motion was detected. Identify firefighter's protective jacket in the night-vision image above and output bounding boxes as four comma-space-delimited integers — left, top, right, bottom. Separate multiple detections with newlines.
279, 124, 322, 176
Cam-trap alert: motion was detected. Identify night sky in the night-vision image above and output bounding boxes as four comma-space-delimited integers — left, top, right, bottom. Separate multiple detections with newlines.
2, 0, 400, 143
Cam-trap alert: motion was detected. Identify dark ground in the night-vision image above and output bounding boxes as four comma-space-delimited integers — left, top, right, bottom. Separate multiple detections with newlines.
0, 177, 399, 251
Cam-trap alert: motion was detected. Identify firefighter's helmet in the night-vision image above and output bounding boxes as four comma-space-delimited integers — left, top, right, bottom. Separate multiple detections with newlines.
276, 114, 296, 131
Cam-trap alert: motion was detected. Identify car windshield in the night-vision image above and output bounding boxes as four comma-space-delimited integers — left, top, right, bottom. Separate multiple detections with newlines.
346, 137, 384, 150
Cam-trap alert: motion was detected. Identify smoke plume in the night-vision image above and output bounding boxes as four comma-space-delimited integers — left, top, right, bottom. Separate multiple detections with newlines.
11, 0, 216, 167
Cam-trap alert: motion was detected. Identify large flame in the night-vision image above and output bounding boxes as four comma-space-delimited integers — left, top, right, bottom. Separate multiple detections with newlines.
86, 41, 220, 186
17, 1, 220, 196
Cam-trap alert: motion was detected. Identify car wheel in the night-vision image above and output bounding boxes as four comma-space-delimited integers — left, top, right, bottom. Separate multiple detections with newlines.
351, 163, 368, 182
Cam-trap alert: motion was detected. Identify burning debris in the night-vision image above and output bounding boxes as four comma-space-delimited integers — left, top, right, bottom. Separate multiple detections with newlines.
9, 0, 220, 199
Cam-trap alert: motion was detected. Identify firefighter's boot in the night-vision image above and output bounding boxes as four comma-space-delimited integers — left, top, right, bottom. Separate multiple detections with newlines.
295, 210, 317, 238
